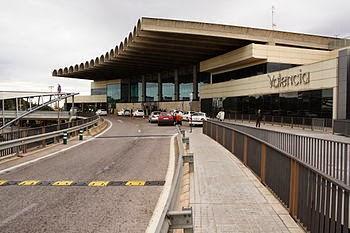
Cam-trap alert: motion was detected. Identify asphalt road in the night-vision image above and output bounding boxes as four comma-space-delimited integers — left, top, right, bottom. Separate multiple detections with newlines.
0, 116, 176, 233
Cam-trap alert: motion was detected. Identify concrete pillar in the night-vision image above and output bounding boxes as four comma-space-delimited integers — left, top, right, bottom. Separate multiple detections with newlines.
337, 49, 350, 119
15, 98, 18, 118
333, 86, 338, 120
142, 75, 146, 102
72, 96, 75, 109
127, 78, 131, 102
174, 69, 179, 101
2, 99, 4, 127
158, 73, 162, 101
193, 65, 198, 100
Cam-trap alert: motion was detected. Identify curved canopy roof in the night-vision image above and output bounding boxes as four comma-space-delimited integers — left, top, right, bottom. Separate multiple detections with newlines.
53, 17, 339, 80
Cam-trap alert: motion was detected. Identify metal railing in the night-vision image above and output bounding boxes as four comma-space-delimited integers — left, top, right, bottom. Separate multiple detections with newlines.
221, 112, 333, 132
204, 120, 350, 233
215, 120, 350, 186
147, 126, 193, 233
0, 116, 99, 158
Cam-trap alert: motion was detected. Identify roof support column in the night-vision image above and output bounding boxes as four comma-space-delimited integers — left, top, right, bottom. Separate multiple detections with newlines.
174, 69, 179, 101
158, 73, 162, 102
193, 65, 198, 101
127, 78, 131, 103
142, 75, 146, 102
2, 99, 4, 129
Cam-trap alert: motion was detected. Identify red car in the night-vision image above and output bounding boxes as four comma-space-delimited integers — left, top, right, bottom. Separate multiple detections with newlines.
158, 112, 174, 126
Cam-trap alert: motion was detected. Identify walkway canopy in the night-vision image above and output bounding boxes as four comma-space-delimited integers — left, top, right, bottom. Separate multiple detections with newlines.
52, 17, 340, 81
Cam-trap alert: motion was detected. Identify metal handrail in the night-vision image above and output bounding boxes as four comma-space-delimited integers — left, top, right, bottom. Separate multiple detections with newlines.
0, 92, 78, 130
212, 119, 350, 185
0, 116, 99, 153
218, 120, 349, 144
207, 119, 350, 191
204, 120, 350, 233
147, 125, 189, 233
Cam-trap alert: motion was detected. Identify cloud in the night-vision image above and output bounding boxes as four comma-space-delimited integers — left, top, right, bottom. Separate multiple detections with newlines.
0, 0, 349, 95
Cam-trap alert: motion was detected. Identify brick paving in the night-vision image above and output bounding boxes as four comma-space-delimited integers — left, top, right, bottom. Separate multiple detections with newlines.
189, 128, 305, 233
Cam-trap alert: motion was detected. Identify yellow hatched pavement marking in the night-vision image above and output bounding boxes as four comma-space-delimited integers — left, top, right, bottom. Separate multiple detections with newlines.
52, 180, 74, 186
0, 180, 8, 186
18, 180, 41, 186
88, 181, 109, 187
125, 180, 145, 186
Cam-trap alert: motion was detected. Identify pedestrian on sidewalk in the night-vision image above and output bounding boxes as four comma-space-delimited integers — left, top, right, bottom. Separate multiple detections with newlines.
57, 84, 61, 93
216, 109, 225, 121
256, 109, 262, 127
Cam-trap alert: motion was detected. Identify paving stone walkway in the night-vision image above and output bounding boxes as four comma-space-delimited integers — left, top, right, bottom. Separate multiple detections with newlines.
189, 128, 305, 233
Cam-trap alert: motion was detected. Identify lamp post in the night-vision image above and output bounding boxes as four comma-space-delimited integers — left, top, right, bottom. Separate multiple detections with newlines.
190, 92, 193, 133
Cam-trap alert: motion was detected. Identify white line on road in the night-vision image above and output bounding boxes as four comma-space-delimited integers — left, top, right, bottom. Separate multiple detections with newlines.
0, 203, 38, 227
0, 119, 113, 175
117, 119, 123, 123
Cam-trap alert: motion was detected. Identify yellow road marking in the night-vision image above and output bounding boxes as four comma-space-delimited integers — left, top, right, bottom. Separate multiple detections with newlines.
88, 181, 109, 187
18, 180, 41, 186
0, 180, 8, 186
52, 180, 74, 186
125, 180, 145, 186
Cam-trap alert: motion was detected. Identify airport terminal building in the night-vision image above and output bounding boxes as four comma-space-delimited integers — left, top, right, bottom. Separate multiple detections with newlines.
53, 17, 350, 120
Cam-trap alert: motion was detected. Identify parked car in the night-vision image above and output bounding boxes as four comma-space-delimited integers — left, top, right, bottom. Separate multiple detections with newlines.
149, 111, 161, 123
117, 109, 125, 116
189, 112, 207, 126
123, 109, 131, 116
170, 110, 183, 116
158, 112, 175, 126
96, 109, 107, 116
133, 109, 145, 117
182, 111, 196, 121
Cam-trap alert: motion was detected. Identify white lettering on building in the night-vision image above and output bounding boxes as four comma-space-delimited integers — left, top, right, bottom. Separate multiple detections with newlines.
268, 69, 310, 88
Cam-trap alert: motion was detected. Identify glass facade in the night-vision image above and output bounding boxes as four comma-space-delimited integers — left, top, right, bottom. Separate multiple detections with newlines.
212, 63, 297, 84
146, 75, 158, 102
162, 71, 175, 101
202, 89, 333, 118
131, 79, 142, 102
107, 83, 121, 112
179, 67, 193, 101
91, 88, 106, 95
198, 72, 210, 97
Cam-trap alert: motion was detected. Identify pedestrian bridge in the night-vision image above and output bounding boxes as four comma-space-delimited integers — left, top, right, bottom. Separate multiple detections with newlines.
2, 110, 70, 120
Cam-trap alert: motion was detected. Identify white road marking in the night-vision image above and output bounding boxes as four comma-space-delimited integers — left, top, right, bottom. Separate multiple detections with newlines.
0, 119, 113, 175
0, 203, 38, 227
117, 120, 123, 123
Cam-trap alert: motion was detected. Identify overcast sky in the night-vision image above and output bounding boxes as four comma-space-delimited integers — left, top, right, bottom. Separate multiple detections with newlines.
1, 0, 349, 95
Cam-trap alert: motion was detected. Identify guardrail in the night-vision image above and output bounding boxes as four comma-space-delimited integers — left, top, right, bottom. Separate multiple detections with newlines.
147, 126, 193, 233
221, 113, 333, 132
334, 119, 350, 137
0, 116, 99, 158
216, 120, 350, 186
204, 120, 350, 233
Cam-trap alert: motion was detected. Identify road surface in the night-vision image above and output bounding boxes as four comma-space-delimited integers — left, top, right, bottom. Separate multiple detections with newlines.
0, 116, 176, 233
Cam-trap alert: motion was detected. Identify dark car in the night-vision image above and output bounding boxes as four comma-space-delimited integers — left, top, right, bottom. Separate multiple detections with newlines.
158, 112, 174, 126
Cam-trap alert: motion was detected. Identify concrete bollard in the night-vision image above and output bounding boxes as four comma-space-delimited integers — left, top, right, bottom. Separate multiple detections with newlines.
182, 137, 190, 151
180, 129, 186, 138
79, 129, 83, 141
63, 132, 68, 145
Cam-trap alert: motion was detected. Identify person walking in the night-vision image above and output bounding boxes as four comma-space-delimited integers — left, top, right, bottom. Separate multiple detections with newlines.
216, 109, 225, 122
57, 84, 61, 93
256, 109, 262, 127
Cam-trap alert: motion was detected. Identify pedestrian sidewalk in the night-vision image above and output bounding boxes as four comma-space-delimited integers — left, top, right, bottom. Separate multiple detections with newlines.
226, 119, 350, 143
188, 128, 304, 233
